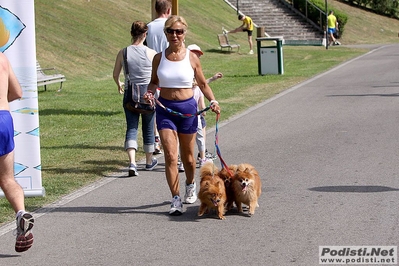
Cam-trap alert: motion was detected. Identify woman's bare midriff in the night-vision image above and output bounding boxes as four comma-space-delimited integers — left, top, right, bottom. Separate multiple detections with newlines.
0, 97, 10, 111
159, 87, 194, 101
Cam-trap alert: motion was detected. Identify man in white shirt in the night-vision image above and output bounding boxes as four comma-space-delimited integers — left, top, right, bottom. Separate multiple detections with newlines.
146, 0, 172, 154
146, 0, 171, 53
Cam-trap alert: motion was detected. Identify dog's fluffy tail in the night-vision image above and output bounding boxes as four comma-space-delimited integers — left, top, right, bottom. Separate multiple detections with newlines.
199, 162, 219, 178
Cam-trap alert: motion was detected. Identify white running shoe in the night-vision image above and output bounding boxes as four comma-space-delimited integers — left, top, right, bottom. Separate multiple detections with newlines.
205, 151, 217, 161
184, 183, 197, 204
169, 195, 183, 215
178, 160, 185, 173
128, 163, 138, 177
249, 50, 254, 55
199, 158, 212, 168
153, 136, 162, 155
15, 212, 34, 252
222, 27, 228, 34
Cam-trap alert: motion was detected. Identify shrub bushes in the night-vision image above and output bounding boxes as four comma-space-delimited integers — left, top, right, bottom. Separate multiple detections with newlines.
342, 0, 399, 18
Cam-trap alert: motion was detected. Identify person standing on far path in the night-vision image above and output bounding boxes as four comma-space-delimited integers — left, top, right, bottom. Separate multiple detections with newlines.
146, 0, 172, 154
0, 52, 35, 253
327, 10, 341, 46
223, 14, 254, 54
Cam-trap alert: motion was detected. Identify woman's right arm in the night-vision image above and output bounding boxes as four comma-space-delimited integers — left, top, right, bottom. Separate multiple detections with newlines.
112, 50, 124, 94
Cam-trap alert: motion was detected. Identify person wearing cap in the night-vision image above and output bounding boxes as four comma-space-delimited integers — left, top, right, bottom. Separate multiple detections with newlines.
223, 14, 254, 54
187, 44, 223, 167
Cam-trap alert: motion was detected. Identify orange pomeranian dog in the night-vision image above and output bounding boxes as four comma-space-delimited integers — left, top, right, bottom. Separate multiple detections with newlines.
219, 164, 238, 211
197, 162, 227, 220
232, 163, 262, 216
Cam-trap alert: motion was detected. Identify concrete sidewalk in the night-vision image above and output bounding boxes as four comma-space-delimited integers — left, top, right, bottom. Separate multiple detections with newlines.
1, 44, 399, 266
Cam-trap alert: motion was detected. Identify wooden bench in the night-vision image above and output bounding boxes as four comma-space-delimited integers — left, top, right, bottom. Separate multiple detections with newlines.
217, 34, 240, 53
36, 61, 66, 91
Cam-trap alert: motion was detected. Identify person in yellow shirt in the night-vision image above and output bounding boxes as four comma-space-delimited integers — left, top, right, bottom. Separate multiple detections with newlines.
223, 14, 254, 54
327, 10, 341, 46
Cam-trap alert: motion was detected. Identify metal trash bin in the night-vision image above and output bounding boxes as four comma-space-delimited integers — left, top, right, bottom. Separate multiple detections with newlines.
256, 37, 284, 75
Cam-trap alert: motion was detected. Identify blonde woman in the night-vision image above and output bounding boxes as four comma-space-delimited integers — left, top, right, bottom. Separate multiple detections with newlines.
146, 15, 220, 215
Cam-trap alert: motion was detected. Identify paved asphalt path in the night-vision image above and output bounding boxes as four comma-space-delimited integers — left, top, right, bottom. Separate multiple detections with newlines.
1, 44, 399, 266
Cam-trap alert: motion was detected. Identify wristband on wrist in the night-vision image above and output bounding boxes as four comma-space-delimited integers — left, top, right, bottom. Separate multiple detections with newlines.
210, 100, 219, 105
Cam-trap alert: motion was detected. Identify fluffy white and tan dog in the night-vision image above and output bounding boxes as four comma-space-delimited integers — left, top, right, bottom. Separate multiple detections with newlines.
231, 163, 262, 216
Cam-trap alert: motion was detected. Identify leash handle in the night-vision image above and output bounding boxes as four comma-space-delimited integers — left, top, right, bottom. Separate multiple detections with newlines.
214, 113, 234, 177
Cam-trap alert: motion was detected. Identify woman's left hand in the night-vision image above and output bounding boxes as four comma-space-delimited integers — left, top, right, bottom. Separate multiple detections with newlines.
143, 91, 155, 107
118, 81, 124, 94
210, 101, 220, 114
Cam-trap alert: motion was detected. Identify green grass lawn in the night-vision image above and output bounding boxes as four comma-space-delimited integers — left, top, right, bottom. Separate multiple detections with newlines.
1, 0, 398, 224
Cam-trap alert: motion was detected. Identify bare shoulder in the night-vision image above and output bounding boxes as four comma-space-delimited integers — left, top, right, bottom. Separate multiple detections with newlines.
189, 51, 200, 69
153, 52, 162, 63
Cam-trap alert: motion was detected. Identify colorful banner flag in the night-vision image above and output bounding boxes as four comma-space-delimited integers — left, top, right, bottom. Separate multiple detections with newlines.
0, 0, 45, 197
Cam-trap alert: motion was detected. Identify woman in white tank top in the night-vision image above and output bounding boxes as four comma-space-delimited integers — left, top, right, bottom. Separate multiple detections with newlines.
145, 15, 220, 216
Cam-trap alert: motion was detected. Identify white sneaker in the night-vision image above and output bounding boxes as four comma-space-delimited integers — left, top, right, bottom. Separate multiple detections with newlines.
169, 195, 183, 215
153, 136, 162, 155
184, 183, 197, 204
199, 158, 212, 168
249, 50, 254, 55
222, 27, 228, 35
178, 160, 185, 173
205, 151, 216, 161
15, 212, 34, 252
128, 163, 138, 177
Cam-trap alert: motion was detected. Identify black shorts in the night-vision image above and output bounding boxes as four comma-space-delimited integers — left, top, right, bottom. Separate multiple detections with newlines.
243, 29, 253, 36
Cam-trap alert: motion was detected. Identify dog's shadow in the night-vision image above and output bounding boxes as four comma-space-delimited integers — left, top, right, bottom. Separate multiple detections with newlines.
186, 205, 252, 221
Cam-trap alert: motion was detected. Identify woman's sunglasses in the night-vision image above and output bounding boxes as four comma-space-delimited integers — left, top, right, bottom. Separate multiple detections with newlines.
165, 28, 185, 36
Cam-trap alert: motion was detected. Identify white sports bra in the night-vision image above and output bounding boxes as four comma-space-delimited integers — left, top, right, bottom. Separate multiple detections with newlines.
157, 48, 194, 88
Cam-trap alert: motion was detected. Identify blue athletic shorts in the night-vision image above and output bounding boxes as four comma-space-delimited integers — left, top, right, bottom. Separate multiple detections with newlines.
0, 110, 15, 156
156, 97, 198, 134
327, 28, 336, 34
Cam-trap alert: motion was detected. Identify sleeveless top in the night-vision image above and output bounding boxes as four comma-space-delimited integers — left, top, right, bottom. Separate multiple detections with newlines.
125, 45, 152, 85
157, 48, 194, 88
